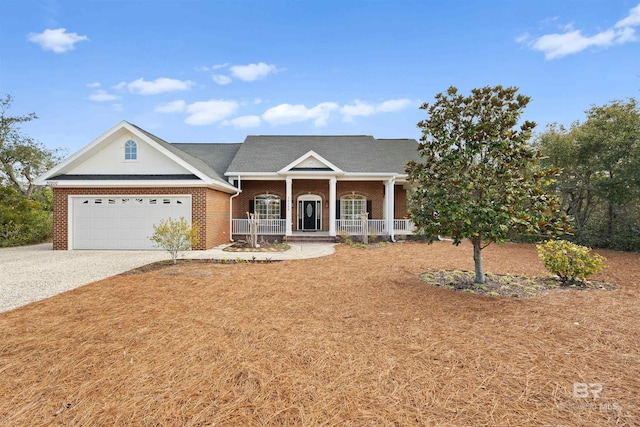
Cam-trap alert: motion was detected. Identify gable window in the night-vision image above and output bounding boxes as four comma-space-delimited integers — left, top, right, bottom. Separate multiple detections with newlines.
340, 194, 366, 220
254, 194, 281, 220
124, 140, 137, 161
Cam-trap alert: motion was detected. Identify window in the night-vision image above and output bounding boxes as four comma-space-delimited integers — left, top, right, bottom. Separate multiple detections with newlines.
340, 194, 366, 220
124, 140, 137, 160
254, 194, 281, 219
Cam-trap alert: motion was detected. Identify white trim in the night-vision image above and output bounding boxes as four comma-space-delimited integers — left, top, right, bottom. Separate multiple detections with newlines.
297, 194, 322, 231
67, 193, 192, 250
46, 180, 209, 188
385, 178, 396, 241
329, 177, 336, 237
225, 172, 408, 183
277, 150, 344, 175
36, 121, 238, 193
123, 139, 139, 162
285, 177, 292, 236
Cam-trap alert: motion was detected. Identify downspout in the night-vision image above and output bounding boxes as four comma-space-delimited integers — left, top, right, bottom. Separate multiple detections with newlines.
388, 177, 396, 242
229, 175, 242, 242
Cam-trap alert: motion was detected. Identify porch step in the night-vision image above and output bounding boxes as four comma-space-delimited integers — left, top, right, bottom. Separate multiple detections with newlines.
285, 235, 338, 243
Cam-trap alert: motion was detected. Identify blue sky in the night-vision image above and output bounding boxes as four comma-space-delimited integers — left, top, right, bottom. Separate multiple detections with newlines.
1, 0, 639, 155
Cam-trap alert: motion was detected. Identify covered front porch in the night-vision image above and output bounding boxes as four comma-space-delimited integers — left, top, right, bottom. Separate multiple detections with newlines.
229, 174, 415, 241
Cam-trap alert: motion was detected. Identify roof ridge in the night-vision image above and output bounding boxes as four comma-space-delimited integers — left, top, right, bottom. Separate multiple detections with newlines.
246, 135, 373, 137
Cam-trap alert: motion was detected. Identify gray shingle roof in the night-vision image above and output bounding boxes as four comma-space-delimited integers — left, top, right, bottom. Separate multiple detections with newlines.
129, 123, 418, 178
127, 122, 232, 185
226, 135, 419, 174
171, 143, 241, 178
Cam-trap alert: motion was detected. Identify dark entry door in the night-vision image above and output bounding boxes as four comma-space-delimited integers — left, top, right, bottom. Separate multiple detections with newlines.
303, 200, 316, 230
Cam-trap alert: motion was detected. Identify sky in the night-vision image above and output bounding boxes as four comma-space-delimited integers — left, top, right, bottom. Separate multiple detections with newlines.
1, 0, 639, 155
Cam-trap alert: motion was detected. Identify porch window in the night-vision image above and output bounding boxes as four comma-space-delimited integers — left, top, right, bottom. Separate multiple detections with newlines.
124, 140, 137, 160
340, 194, 366, 220
254, 194, 281, 219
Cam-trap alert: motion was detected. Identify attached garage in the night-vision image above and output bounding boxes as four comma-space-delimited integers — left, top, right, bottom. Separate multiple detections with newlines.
71, 195, 191, 250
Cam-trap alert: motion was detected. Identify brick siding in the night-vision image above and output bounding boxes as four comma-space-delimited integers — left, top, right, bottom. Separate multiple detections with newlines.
232, 180, 408, 232
52, 187, 230, 250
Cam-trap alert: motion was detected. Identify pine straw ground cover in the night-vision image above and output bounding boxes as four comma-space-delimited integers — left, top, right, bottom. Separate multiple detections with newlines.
0, 242, 638, 426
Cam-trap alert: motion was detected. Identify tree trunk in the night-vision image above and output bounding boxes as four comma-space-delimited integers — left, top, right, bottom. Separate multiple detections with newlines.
607, 201, 615, 242
471, 237, 485, 284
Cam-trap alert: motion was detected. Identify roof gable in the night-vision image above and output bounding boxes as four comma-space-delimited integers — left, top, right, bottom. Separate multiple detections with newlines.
36, 121, 237, 192
278, 150, 344, 174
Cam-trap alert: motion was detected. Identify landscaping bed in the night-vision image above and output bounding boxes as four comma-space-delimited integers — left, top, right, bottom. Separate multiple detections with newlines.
421, 270, 616, 297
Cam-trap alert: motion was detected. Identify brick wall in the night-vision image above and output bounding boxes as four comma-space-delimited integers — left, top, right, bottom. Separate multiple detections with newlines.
394, 184, 408, 218
52, 187, 230, 250
205, 188, 230, 247
231, 180, 409, 232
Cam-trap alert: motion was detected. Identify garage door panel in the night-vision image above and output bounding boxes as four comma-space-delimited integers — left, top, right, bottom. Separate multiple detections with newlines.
72, 196, 191, 250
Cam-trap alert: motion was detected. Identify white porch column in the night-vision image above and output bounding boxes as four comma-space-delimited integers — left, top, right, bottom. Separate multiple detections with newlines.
286, 177, 293, 236
385, 178, 395, 240
329, 177, 337, 236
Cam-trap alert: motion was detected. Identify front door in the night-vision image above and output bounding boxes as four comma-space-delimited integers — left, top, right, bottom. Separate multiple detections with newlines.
303, 200, 317, 230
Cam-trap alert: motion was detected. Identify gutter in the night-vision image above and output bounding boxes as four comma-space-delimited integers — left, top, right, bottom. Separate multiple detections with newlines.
229, 176, 242, 242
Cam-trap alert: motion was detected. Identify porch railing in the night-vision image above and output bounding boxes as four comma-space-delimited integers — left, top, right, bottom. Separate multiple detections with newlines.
393, 219, 415, 234
232, 219, 286, 235
232, 218, 414, 236
336, 219, 388, 235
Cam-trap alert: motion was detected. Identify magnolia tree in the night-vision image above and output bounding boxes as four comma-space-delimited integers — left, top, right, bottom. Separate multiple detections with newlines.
149, 217, 200, 264
406, 86, 571, 284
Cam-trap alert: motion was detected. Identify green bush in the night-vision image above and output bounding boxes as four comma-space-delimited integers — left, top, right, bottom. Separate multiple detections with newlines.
536, 240, 605, 285
0, 187, 52, 247
149, 217, 200, 264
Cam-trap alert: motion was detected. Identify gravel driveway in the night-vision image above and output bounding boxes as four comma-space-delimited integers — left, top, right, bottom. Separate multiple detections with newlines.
0, 243, 167, 313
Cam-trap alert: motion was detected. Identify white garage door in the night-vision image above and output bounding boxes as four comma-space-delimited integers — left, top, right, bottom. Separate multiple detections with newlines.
72, 196, 192, 250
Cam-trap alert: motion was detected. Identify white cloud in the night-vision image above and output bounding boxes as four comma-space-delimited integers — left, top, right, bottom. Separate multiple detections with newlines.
86, 82, 101, 88
615, 4, 640, 28
531, 29, 623, 59
27, 28, 88, 53
340, 98, 412, 121
224, 115, 262, 129
212, 63, 229, 70
377, 98, 412, 112
524, 3, 640, 59
88, 90, 119, 102
111, 103, 123, 112
184, 100, 239, 125
155, 100, 187, 113
263, 102, 339, 126
127, 77, 194, 95
340, 100, 377, 120
230, 62, 279, 81
253, 98, 263, 105
112, 81, 127, 92
212, 74, 232, 85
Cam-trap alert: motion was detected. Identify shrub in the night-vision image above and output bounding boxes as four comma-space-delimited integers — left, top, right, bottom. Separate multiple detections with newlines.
0, 187, 52, 247
536, 240, 605, 285
149, 217, 200, 264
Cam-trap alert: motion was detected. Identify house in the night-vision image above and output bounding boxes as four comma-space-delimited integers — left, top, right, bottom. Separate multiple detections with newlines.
36, 121, 420, 250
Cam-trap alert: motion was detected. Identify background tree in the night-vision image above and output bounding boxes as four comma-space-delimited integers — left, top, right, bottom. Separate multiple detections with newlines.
0, 94, 61, 246
406, 86, 570, 284
536, 98, 640, 250
0, 94, 60, 198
